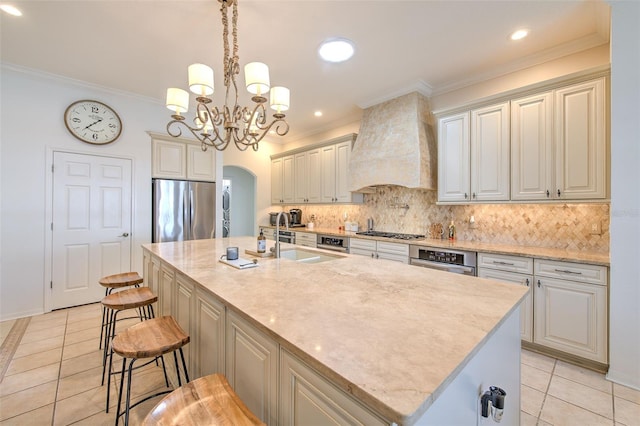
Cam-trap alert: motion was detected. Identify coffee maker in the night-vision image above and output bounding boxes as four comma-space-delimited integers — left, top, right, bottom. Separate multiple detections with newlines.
289, 209, 303, 227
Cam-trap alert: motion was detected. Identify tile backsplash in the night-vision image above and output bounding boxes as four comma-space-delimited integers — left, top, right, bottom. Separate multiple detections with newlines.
284, 186, 609, 253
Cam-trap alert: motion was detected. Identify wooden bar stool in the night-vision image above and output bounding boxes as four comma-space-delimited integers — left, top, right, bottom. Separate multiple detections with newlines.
101, 286, 158, 411
112, 316, 190, 426
142, 373, 264, 426
98, 272, 144, 349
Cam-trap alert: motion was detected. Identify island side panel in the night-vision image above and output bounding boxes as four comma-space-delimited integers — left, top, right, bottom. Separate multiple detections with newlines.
412, 308, 521, 426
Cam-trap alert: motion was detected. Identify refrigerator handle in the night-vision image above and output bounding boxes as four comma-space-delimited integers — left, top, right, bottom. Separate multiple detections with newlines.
183, 189, 190, 240
190, 188, 195, 239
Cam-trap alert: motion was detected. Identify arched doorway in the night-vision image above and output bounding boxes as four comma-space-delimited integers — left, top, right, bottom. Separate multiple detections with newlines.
222, 166, 257, 237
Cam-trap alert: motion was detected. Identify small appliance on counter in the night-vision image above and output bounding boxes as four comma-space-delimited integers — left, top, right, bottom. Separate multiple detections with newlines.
289, 209, 306, 228
269, 212, 290, 226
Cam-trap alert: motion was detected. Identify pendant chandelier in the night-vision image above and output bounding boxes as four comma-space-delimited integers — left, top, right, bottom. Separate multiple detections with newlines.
165, 0, 290, 152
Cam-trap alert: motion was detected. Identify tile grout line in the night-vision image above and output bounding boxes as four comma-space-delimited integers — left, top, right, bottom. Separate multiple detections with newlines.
50, 310, 70, 426
536, 357, 557, 425
0, 317, 31, 383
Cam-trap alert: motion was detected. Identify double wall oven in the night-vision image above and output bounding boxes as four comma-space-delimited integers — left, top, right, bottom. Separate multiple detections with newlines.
409, 245, 477, 276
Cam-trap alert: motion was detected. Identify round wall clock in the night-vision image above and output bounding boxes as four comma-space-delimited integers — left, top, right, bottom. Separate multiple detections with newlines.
64, 100, 123, 144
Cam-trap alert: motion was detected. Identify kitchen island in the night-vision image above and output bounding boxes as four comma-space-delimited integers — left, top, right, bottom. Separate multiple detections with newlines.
143, 237, 528, 425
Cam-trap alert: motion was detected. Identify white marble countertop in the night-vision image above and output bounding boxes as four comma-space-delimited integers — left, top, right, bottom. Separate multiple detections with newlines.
261, 225, 610, 266
144, 237, 528, 424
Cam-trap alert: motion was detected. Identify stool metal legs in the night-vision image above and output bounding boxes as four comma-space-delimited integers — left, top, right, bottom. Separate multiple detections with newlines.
115, 347, 189, 426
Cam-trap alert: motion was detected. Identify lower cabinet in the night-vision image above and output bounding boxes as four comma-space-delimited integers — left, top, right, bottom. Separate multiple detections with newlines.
350, 238, 409, 263
193, 290, 226, 378
533, 259, 608, 364
280, 350, 386, 426
226, 311, 279, 426
295, 231, 317, 248
174, 273, 194, 377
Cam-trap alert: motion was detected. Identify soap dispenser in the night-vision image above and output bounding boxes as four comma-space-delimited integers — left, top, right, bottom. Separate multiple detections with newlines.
257, 229, 266, 253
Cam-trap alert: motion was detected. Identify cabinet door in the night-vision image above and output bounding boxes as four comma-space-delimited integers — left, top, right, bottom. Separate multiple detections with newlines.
320, 145, 337, 203
334, 141, 353, 202
193, 290, 226, 378
174, 273, 194, 376
226, 311, 279, 425
152, 140, 187, 179
271, 158, 283, 204
534, 277, 607, 363
306, 148, 322, 203
554, 78, 606, 199
186, 144, 216, 182
294, 152, 308, 203
280, 350, 387, 426
159, 264, 175, 317
478, 268, 533, 342
282, 155, 295, 204
149, 255, 161, 305
511, 92, 554, 201
438, 112, 470, 202
471, 102, 510, 201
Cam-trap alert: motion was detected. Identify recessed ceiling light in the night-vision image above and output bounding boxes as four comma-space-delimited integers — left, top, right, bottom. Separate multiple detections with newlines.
318, 38, 355, 63
0, 4, 23, 16
510, 29, 529, 41
314, 111, 323, 117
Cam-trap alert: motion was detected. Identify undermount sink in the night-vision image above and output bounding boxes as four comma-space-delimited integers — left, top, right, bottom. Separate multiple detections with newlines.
279, 248, 344, 264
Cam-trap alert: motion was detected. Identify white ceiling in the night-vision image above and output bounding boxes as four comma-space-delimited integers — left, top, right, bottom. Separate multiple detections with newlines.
1, 0, 610, 143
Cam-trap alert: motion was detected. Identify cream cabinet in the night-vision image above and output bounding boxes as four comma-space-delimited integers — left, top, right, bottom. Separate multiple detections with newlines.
226, 310, 279, 425
511, 92, 554, 200
294, 149, 322, 204
271, 155, 294, 204
438, 102, 510, 202
554, 78, 607, 199
174, 273, 195, 376
295, 231, 317, 248
349, 238, 409, 264
511, 78, 607, 201
152, 139, 215, 181
280, 349, 386, 426
533, 259, 608, 363
320, 140, 363, 203
477, 253, 534, 342
159, 263, 175, 317
193, 289, 226, 378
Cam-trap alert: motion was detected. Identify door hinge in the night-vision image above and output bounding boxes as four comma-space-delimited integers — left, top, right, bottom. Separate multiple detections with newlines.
50, 281, 53, 289
51, 164, 54, 173
51, 222, 53, 231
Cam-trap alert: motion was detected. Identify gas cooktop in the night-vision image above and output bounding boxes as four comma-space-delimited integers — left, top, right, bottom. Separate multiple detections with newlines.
355, 231, 425, 240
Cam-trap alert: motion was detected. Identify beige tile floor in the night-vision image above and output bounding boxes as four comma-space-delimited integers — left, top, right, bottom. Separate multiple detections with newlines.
1, 303, 640, 425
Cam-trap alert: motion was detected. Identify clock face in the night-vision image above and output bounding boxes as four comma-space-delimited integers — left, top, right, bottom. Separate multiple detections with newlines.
64, 100, 122, 144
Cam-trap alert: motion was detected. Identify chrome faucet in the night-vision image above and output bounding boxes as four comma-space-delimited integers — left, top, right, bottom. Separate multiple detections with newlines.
274, 211, 289, 258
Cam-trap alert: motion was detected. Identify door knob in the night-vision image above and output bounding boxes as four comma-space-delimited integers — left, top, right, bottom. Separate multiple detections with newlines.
119, 232, 130, 237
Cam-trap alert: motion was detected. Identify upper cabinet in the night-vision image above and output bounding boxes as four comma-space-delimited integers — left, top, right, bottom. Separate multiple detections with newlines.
438, 102, 510, 202
152, 137, 216, 182
271, 155, 294, 204
271, 134, 363, 205
438, 74, 608, 203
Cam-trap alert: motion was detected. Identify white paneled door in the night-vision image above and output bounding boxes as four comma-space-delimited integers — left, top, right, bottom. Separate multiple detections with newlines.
51, 152, 132, 309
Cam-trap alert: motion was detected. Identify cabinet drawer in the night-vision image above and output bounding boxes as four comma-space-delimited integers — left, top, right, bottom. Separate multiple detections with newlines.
350, 238, 376, 251
376, 241, 409, 256
296, 232, 316, 244
478, 253, 533, 274
534, 259, 607, 286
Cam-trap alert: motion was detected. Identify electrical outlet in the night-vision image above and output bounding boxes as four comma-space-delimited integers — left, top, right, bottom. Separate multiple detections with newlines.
590, 222, 602, 235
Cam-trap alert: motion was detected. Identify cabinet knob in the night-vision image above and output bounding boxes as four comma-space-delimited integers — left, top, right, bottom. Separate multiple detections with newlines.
464, 193, 468, 199
546, 190, 550, 198
525, 278, 530, 287
537, 280, 541, 288
557, 189, 561, 197
472, 192, 476, 199
371, 253, 375, 258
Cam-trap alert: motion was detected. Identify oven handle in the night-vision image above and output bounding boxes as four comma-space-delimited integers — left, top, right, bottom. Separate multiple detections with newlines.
409, 258, 475, 275
317, 243, 349, 253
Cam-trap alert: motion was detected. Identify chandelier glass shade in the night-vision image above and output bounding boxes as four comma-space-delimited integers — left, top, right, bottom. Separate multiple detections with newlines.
165, 0, 290, 152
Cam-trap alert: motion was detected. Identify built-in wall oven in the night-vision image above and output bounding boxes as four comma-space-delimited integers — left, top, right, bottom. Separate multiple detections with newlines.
317, 235, 349, 253
409, 245, 477, 276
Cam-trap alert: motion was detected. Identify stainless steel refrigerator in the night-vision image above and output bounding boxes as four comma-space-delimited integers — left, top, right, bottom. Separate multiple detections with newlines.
152, 179, 216, 242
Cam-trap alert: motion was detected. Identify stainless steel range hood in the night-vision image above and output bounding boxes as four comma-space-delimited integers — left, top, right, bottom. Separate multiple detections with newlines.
348, 92, 437, 192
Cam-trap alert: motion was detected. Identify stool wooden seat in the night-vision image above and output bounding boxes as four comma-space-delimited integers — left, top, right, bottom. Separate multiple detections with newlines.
98, 272, 144, 350
113, 316, 190, 426
101, 286, 157, 412
142, 373, 264, 426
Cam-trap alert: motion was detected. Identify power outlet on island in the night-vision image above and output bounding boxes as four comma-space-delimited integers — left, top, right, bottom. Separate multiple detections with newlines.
590, 221, 602, 235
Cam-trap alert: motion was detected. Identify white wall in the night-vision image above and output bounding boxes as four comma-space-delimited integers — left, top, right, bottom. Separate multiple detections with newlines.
608, 1, 640, 390
0, 66, 168, 320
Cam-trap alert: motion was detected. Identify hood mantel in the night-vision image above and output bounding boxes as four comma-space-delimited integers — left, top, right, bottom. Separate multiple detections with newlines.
348, 92, 437, 192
